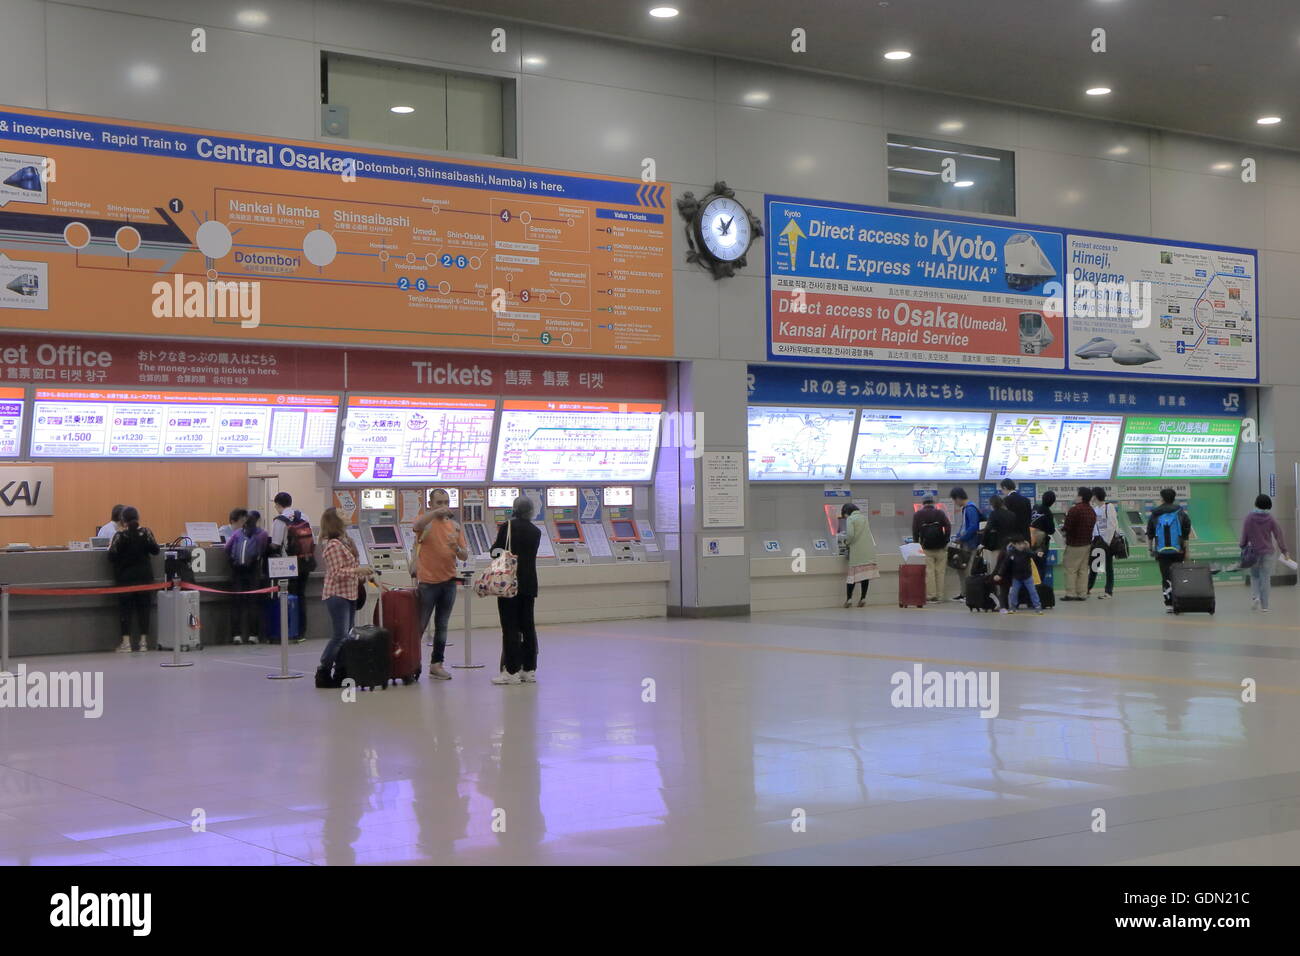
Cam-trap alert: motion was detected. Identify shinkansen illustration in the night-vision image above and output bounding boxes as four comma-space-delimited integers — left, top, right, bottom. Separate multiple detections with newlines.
2, 165, 44, 192
4, 273, 40, 296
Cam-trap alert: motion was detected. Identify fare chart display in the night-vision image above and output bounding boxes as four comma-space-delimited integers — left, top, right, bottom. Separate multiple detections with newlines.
0, 387, 22, 456
850, 409, 990, 481
338, 396, 495, 483
747, 406, 857, 481
30, 389, 338, 458
984, 413, 1123, 481
1115, 416, 1240, 480
493, 400, 662, 483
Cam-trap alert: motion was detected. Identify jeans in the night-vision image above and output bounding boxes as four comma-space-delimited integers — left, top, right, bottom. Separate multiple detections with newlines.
1249, 552, 1277, 609
923, 548, 948, 600
497, 595, 537, 674
419, 579, 458, 664
321, 595, 355, 668
289, 568, 310, 637
1008, 577, 1041, 610
1063, 545, 1091, 599
117, 591, 151, 647
230, 567, 264, 639
1087, 538, 1114, 595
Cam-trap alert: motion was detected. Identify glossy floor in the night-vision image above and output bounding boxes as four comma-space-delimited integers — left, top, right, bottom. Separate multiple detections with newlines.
1, 584, 1298, 865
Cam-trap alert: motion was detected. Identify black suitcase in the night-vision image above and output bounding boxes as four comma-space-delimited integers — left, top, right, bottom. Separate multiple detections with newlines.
965, 573, 998, 612
338, 624, 392, 690
1169, 563, 1215, 614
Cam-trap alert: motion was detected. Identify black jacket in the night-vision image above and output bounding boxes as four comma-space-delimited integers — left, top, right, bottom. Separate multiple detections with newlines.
108, 526, 160, 585
1029, 504, 1056, 539
1003, 491, 1032, 536
1146, 503, 1192, 558
492, 518, 541, 598
983, 507, 1018, 551
911, 506, 951, 549
1001, 548, 1037, 582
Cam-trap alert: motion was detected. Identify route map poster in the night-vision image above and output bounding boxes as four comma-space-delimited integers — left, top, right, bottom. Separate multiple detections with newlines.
766, 194, 1258, 384
0, 106, 673, 357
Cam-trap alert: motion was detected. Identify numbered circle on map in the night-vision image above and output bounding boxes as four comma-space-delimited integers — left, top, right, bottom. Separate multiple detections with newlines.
397, 277, 410, 290
415, 278, 428, 291
540, 332, 552, 344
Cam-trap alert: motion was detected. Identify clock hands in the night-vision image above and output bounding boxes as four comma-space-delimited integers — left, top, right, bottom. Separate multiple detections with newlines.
716, 215, 734, 236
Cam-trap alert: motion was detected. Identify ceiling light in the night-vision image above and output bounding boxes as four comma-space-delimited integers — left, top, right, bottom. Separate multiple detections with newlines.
1211, 162, 1233, 171
938, 120, 965, 132
236, 9, 269, 27
390, 105, 415, 114
1085, 87, 1111, 96
127, 63, 160, 87
523, 55, 547, 67
1107, 145, 1130, 155
888, 167, 940, 176
649, 6, 679, 17
1257, 115, 1282, 125
883, 50, 912, 60
743, 90, 771, 104
953, 180, 974, 188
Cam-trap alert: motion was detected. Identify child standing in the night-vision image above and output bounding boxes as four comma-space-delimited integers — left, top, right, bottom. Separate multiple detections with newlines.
994, 535, 1044, 614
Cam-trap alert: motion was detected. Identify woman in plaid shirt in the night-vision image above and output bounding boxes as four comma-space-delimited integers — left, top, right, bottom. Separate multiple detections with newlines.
316, 508, 373, 686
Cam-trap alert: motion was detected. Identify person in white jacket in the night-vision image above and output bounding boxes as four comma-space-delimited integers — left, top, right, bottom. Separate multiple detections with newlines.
1087, 486, 1121, 599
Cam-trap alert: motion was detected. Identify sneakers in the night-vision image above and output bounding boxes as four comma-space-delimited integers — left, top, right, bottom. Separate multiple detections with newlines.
232, 635, 244, 645
116, 636, 131, 653
843, 600, 852, 608
491, 671, 522, 685
248, 636, 259, 645
951, 595, 965, 602
429, 663, 452, 680
519, 671, 537, 683
856, 599, 866, 608
1097, 593, 1111, 600
1035, 609, 1045, 615
999, 608, 1010, 615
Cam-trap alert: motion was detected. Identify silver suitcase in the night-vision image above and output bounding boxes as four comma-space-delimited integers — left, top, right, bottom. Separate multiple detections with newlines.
156, 589, 202, 651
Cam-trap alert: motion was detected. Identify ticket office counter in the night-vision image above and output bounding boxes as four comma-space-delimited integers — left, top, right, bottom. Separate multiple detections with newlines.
0, 546, 327, 657
348, 484, 669, 628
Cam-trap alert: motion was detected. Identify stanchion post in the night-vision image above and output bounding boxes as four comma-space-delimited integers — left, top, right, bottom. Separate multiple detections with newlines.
452, 577, 483, 669
266, 570, 303, 680
160, 577, 195, 668
1, 584, 10, 676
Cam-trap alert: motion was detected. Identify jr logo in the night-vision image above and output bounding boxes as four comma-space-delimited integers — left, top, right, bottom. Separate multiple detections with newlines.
1222, 393, 1241, 412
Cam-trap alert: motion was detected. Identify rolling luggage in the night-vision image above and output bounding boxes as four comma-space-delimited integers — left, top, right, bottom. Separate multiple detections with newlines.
375, 586, 422, 685
261, 594, 301, 640
898, 563, 927, 607
338, 623, 392, 690
965, 573, 998, 612
1168, 563, 1215, 614
156, 588, 201, 651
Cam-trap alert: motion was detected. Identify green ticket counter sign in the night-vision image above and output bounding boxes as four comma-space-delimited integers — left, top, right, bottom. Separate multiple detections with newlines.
1116, 416, 1241, 481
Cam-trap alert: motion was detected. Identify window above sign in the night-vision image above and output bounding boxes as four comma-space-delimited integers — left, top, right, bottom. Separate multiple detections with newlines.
887, 134, 1016, 217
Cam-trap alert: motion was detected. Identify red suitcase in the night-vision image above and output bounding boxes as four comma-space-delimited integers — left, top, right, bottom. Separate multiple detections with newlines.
373, 587, 422, 684
898, 564, 927, 608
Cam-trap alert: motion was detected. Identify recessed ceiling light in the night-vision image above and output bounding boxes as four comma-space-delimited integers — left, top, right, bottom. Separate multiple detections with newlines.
390, 105, 415, 114
1257, 115, 1282, 125
953, 180, 974, 188
1210, 14, 1228, 21
1211, 162, 1233, 171
236, 9, 269, 27
938, 120, 965, 132
1107, 145, 1130, 155
1085, 87, 1112, 96
743, 90, 771, 104
883, 50, 912, 60
127, 63, 160, 87
649, 6, 679, 17
523, 55, 547, 67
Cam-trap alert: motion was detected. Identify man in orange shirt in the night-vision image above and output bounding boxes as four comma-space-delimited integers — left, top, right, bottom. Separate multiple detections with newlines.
412, 489, 468, 680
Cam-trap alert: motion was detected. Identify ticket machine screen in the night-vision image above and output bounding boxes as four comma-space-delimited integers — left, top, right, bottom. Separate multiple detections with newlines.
610, 519, 638, 541
554, 520, 582, 542
369, 525, 401, 546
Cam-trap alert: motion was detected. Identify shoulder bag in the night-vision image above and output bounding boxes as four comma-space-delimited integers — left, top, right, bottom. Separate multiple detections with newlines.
474, 520, 519, 598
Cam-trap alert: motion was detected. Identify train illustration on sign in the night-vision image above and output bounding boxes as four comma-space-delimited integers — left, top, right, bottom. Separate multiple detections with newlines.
4, 273, 40, 296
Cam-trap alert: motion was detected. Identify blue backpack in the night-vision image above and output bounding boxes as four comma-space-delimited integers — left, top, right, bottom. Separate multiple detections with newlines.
1153, 511, 1183, 554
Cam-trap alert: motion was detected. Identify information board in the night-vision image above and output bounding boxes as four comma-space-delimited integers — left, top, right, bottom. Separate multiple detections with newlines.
747, 405, 857, 481
337, 396, 495, 484
1115, 416, 1240, 480
850, 409, 990, 481
0, 386, 22, 456
984, 413, 1123, 481
493, 400, 662, 483
29, 388, 338, 458
0, 106, 672, 357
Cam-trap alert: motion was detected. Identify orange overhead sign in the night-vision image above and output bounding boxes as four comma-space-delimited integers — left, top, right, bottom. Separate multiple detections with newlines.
0, 106, 673, 357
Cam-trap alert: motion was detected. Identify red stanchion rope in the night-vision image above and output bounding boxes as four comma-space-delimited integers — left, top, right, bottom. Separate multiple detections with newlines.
4, 582, 280, 597
178, 582, 280, 596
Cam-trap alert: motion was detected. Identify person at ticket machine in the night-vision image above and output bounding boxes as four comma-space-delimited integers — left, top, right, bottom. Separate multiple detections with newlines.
412, 489, 468, 681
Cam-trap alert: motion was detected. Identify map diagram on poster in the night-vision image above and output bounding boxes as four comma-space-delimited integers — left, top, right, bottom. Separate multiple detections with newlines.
748, 406, 856, 481
850, 409, 990, 481
984, 413, 1123, 481
493, 400, 662, 483
338, 396, 495, 483
1066, 235, 1256, 381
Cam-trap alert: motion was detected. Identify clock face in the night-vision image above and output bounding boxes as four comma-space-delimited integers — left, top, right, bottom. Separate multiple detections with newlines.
699, 196, 752, 262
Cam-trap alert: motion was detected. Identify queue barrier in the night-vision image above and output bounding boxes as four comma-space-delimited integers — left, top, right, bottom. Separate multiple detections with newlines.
0, 580, 288, 677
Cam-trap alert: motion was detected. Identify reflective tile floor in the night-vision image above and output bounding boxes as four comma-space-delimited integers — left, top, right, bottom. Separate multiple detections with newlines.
1, 584, 1298, 865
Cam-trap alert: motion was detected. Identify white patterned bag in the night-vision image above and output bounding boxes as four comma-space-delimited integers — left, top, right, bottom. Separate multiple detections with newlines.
474, 520, 518, 598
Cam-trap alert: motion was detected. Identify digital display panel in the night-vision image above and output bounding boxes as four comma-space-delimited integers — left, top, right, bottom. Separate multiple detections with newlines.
1115, 416, 1240, 480
747, 406, 857, 481
547, 487, 577, 507
488, 487, 519, 508
493, 400, 662, 483
369, 525, 401, 546
360, 488, 396, 510
850, 409, 991, 481
611, 519, 638, 540
0, 387, 23, 457
338, 396, 495, 483
554, 520, 582, 541
603, 486, 633, 506
983, 413, 1123, 481
29, 388, 338, 459
430, 487, 460, 509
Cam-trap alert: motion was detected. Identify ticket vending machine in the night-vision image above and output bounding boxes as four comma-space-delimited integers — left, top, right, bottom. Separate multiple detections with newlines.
456, 488, 492, 561
600, 486, 646, 562
544, 487, 591, 564
359, 488, 397, 525
361, 522, 411, 588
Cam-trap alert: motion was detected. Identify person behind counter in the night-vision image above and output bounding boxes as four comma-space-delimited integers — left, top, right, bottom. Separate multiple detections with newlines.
97, 504, 125, 542
491, 496, 541, 685
412, 489, 468, 681
314, 507, 374, 688
225, 509, 268, 645
219, 508, 248, 543
107, 506, 160, 652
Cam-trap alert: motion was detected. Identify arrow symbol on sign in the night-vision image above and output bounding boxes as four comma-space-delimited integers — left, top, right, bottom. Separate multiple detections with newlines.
779, 218, 806, 265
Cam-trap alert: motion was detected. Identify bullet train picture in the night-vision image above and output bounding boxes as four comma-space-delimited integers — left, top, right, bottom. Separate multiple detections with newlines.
1073, 335, 1161, 365
2, 165, 44, 192
4, 273, 40, 296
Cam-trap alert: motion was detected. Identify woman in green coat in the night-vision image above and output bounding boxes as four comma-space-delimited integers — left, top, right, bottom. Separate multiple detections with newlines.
842, 502, 878, 607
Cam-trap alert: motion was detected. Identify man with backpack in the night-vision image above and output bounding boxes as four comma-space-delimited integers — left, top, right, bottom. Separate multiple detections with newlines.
912, 497, 952, 604
948, 487, 982, 601
270, 492, 316, 641
1147, 488, 1192, 611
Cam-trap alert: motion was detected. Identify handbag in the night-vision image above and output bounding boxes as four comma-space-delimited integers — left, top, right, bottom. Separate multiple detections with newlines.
947, 545, 969, 570
474, 520, 518, 598
354, 579, 368, 611
1111, 535, 1130, 560
1239, 543, 1259, 569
